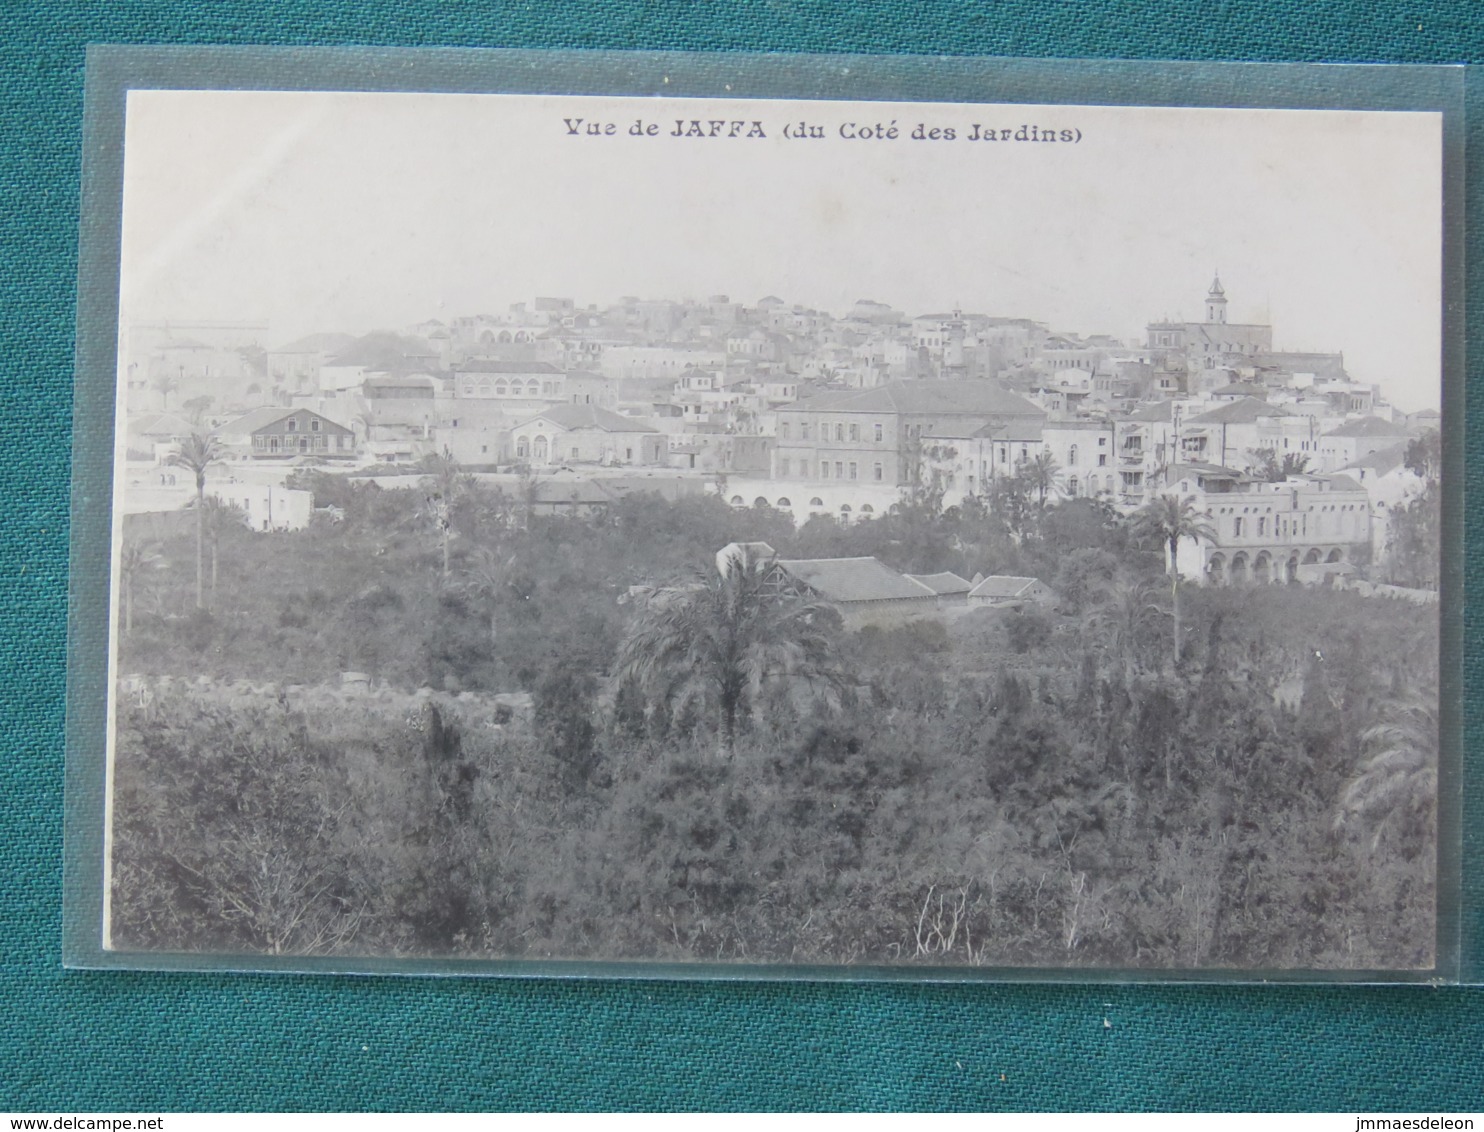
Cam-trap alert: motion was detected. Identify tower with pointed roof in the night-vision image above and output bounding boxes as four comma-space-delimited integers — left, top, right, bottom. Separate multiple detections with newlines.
1205, 274, 1228, 324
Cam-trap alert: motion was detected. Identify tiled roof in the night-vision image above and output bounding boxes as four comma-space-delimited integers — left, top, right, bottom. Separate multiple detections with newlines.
785, 380, 1044, 418
968, 575, 1043, 599
220, 406, 295, 434
515, 404, 659, 433
1341, 442, 1410, 478
904, 571, 974, 596
1124, 401, 1174, 423
220, 406, 351, 435
128, 412, 198, 437
1186, 397, 1294, 425
1323, 416, 1410, 438
775, 557, 937, 603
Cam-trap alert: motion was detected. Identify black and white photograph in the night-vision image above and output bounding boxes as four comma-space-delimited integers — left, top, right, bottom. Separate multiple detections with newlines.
99, 82, 1446, 973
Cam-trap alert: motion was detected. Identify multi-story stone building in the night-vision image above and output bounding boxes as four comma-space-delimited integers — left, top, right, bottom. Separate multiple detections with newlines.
770, 380, 1045, 490
1168, 467, 1372, 585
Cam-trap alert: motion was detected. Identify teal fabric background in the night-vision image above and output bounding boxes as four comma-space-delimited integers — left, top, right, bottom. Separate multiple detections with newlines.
3, 1, 1481, 1112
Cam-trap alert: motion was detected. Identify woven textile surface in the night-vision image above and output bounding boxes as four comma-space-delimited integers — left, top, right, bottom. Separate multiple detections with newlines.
3, 0, 1482, 1111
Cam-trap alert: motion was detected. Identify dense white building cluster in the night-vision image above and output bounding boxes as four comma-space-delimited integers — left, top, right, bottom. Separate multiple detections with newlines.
118, 277, 1437, 578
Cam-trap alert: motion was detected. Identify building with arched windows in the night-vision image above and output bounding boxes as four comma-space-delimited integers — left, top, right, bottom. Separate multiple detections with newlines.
507, 404, 670, 467
453, 360, 567, 401
1166, 465, 1373, 586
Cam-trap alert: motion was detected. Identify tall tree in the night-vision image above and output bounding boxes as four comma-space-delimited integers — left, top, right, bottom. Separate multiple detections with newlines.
1134, 494, 1215, 669
119, 538, 165, 634
169, 430, 226, 610
1085, 575, 1168, 689
200, 496, 249, 604
1334, 696, 1438, 854
418, 448, 475, 581
1017, 450, 1062, 514
459, 546, 516, 654
614, 553, 844, 758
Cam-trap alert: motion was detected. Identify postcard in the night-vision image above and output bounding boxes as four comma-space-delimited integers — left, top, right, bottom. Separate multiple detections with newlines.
68, 50, 1463, 979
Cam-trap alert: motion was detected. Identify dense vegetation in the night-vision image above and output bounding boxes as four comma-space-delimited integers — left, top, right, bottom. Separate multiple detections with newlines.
110, 463, 1439, 969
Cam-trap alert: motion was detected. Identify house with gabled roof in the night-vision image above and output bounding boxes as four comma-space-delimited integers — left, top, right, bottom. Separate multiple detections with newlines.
1179, 396, 1301, 472
904, 571, 975, 608
1318, 416, 1413, 472
217, 406, 356, 459
967, 575, 1055, 609
768, 556, 939, 628
508, 404, 669, 467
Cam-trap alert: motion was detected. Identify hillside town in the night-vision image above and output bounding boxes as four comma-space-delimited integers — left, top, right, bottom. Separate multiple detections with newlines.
119, 276, 1440, 591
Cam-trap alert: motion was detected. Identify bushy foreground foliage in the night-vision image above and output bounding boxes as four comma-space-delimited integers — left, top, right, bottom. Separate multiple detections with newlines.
111, 478, 1438, 968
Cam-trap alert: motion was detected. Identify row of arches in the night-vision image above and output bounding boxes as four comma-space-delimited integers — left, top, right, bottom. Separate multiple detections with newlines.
729, 495, 886, 520
515, 436, 550, 461
477, 329, 535, 345
1205, 547, 1343, 586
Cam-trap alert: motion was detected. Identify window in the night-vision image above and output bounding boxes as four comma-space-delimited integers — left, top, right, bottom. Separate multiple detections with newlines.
849, 462, 858, 480
874, 463, 883, 481
1098, 454, 1107, 467
779, 458, 789, 476
1098, 436, 1107, 446
571, 447, 580, 459
286, 418, 298, 433
1234, 517, 1244, 537
809, 497, 824, 507
874, 423, 883, 442
800, 424, 810, 441
849, 424, 859, 442
516, 437, 529, 458
779, 422, 790, 440
451, 418, 459, 428
627, 448, 634, 461
835, 461, 844, 478
821, 462, 829, 479
1068, 476, 1079, 496
835, 424, 845, 442
1068, 445, 1078, 467
1257, 517, 1266, 537
310, 418, 321, 433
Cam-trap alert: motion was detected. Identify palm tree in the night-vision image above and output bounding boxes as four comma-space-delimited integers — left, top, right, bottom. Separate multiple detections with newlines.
1134, 494, 1215, 669
614, 553, 844, 758
151, 372, 180, 412
1334, 697, 1438, 853
200, 496, 249, 603
1085, 576, 1168, 689
1017, 450, 1062, 513
118, 539, 165, 634
418, 448, 474, 581
169, 430, 225, 610
460, 546, 516, 653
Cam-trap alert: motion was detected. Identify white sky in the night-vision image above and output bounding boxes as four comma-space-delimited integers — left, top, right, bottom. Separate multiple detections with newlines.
119, 90, 1443, 410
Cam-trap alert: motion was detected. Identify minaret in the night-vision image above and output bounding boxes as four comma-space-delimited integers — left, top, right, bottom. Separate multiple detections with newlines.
1205, 273, 1228, 324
